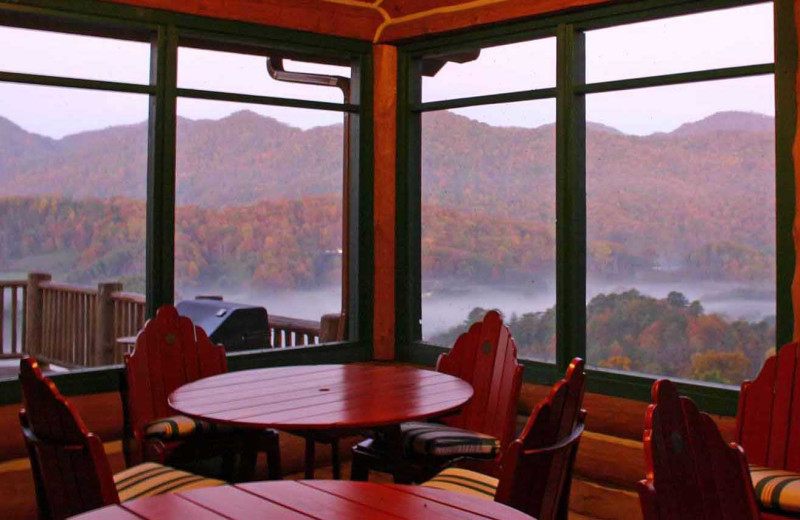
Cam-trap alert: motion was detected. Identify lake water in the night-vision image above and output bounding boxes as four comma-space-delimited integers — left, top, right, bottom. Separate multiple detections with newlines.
180, 279, 775, 340
3, 279, 774, 354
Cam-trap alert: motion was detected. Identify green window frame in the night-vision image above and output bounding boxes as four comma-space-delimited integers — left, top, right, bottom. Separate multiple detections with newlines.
395, 0, 796, 415
0, 0, 375, 404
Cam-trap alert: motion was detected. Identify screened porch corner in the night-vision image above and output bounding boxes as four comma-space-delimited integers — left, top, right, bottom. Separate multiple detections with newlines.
0, 0, 798, 519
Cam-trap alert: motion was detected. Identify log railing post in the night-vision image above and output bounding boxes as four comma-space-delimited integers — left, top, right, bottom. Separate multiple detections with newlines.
25, 272, 51, 357
94, 282, 122, 366
320, 313, 342, 343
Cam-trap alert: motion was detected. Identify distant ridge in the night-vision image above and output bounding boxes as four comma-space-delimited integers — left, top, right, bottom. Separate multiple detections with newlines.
669, 111, 774, 137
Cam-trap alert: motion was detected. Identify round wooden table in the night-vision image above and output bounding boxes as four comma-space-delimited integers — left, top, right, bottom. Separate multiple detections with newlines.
70, 481, 535, 519
168, 364, 474, 479
168, 364, 473, 430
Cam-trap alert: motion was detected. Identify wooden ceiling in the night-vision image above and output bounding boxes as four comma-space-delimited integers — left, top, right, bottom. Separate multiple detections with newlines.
102, 0, 619, 42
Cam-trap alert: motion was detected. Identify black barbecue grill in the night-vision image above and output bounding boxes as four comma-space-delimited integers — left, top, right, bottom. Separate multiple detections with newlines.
175, 299, 271, 351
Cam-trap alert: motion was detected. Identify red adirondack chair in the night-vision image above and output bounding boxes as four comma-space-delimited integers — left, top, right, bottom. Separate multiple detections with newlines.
737, 341, 800, 519
422, 358, 586, 520
638, 379, 760, 520
351, 310, 524, 482
19, 357, 223, 520
123, 305, 280, 479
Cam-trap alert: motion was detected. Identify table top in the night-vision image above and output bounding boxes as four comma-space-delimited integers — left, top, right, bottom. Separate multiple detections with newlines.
71, 481, 534, 520
168, 364, 474, 430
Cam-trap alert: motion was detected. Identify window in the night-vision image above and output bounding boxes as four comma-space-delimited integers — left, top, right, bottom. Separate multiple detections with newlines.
0, 25, 151, 371
174, 100, 346, 339
403, 0, 785, 409
0, 6, 368, 385
586, 77, 775, 385
173, 43, 353, 350
417, 39, 557, 363
584, 4, 775, 386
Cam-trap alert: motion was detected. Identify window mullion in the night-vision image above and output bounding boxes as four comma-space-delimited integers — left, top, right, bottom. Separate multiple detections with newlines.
145, 24, 178, 317
556, 23, 587, 371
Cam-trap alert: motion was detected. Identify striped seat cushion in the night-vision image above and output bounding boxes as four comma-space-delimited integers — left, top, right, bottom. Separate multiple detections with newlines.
422, 467, 499, 500
401, 422, 500, 458
750, 465, 800, 513
145, 414, 229, 440
114, 462, 224, 502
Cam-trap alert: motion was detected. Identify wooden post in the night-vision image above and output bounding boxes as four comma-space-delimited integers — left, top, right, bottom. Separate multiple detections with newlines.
320, 313, 342, 343
24, 272, 51, 357
94, 282, 122, 366
373, 44, 398, 361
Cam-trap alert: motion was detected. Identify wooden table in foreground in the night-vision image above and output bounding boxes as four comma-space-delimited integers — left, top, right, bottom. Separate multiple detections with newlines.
169, 363, 473, 430
70, 481, 535, 520
168, 364, 474, 479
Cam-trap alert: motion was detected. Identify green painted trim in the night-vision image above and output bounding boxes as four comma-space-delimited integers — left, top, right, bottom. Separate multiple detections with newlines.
146, 25, 178, 316
775, 0, 797, 347
0, 70, 155, 93
352, 51, 375, 348
579, 63, 775, 95
555, 24, 586, 373
225, 342, 371, 371
398, 342, 447, 366
394, 342, 738, 414
586, 368, 739, 416
176, 87, 356, 112
1, 0, 369, 54
0, 343, 370, 406
395, 53, 423, 357
413, 87, 557, 112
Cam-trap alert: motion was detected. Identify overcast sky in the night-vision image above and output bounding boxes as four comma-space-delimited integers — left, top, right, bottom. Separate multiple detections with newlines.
0, 1, 774, 138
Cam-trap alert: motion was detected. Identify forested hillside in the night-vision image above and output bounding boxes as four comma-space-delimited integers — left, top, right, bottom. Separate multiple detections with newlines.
0, 109, 776, 380
0, 109, 775, 285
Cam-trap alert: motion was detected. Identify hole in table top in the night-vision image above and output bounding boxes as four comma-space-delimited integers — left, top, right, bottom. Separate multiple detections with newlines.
319, 388, 330, 392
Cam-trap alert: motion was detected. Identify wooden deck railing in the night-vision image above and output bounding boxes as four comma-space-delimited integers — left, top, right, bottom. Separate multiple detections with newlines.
0, 280, 26, 357
37, 281, 98, 367
7, 272, 328, 368
111, 291, 146, 364
270, 315, 321, 347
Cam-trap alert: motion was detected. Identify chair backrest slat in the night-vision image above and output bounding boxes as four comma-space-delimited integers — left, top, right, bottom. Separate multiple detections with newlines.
435, 311, 523, 447
125, 305, 228, 439
494, 358, 586, 520
19, 357, 119, 520
641, 379, 760, 520
770, 344, 798, 468
737, 341, 800, 471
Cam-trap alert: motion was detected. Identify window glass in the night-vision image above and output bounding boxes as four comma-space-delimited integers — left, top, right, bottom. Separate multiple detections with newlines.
0, 26, 150, 84
422, 38, 556, 103
421, 100, 556, 362
585, 76, 775, 385
586, 3, 773, 83
0, 83, 148, 370
174, 98, 345, 348
178, 48, 349, 103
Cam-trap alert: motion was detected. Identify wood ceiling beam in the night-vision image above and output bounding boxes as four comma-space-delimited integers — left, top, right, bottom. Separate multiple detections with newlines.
376, 0, 621, 43
99, 0, 383, 41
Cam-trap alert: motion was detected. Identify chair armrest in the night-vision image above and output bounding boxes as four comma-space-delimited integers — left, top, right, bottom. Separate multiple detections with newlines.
521, 423, 585, 457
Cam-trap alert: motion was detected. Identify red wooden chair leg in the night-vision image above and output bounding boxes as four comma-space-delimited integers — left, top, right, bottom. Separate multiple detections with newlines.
350, 446, 371, 481
331, 439, 341, 480
305, 438, 316, 479
262, 430, 282, 480
237, 431, 260, 482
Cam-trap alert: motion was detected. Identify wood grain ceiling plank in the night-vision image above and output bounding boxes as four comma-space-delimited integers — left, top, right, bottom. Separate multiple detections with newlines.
377, 0, 622, 42
99, 0, 383, 41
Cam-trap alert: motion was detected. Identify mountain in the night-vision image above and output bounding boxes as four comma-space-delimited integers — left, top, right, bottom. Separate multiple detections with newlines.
670, 111, 774, 137
0, 108, 775, 269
